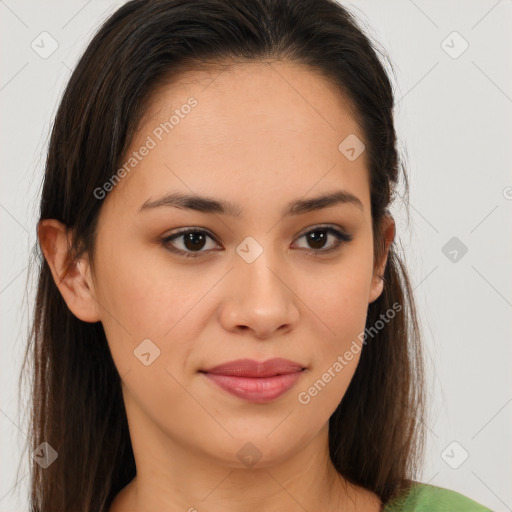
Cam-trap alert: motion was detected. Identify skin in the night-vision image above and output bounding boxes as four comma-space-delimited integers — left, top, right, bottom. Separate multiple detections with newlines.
39, 60, 394, 512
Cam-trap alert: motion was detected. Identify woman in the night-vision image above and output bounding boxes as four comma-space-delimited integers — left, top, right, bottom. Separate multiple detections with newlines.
24, 0, 492, 510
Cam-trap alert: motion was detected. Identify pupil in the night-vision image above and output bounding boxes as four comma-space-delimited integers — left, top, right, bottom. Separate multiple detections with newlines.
184, 232, 206, 251
181, 230, 328, 252
308, 230, 326, 249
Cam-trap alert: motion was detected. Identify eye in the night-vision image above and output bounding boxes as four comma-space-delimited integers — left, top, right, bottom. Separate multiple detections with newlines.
293, 225, 352, 255
162, 229, 221, 258
161, 225, 352, 259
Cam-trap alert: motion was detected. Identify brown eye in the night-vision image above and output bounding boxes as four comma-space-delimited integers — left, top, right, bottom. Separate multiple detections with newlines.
162, 229, 221, 258
293, 226, 352, 254
161, 225, 352, 259
181, 232, 207, 251
305, 230, 329, 250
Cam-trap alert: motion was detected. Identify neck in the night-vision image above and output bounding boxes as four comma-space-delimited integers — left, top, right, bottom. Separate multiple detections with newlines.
109, 421, 381, 512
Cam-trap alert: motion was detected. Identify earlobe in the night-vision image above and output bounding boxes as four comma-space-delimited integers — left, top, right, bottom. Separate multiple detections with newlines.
37, 219, 101, 323
368, 215, 395, 304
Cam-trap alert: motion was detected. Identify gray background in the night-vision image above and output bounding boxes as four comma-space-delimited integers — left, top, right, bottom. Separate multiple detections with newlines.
1, 1, 511, 510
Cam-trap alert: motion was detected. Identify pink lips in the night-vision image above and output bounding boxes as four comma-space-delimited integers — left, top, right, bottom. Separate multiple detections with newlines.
200, 358, 305, 403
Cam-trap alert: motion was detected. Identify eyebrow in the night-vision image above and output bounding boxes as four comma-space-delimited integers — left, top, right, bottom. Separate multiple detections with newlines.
137, 189, 363, 217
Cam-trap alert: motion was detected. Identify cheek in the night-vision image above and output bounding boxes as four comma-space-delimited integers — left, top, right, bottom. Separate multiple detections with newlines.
298, 246, 374, 341
293, 272, 370, 422
301, 274, 368, 379
293, 242, 373, 397
91, 231, 211, 378
94, 224, 207, 328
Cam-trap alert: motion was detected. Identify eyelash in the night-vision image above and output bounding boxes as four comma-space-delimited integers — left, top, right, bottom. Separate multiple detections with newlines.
161, 225, 353, 259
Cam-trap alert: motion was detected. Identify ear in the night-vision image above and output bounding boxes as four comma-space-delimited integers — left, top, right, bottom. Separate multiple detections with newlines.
368, 214, 395, 304
37, 219, 101, 322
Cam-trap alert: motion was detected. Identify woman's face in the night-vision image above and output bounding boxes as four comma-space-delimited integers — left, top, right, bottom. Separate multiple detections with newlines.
71, 61, 392, 468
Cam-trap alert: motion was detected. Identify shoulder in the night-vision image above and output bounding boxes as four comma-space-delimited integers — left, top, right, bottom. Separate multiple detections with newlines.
383, 482, 493, 511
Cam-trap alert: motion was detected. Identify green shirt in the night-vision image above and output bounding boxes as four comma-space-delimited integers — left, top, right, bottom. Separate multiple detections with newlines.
383, 483, 493, 511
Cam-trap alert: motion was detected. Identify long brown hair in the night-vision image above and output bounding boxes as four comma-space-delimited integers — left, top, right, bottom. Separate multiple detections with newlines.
20, 0, 425, 510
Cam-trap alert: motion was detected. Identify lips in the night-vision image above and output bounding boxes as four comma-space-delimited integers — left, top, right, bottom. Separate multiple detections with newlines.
200, 358, 305, 377
200, 358, 306, 403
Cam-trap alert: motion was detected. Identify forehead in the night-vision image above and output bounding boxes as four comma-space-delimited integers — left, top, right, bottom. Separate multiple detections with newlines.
105, 60, 370, 218
140, 60, 363, 148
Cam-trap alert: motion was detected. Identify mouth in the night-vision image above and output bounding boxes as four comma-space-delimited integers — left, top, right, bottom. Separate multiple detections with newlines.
199, 358, 306, 403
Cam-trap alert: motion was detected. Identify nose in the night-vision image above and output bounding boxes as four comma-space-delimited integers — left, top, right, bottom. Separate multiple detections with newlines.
218, 244, 300, 339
